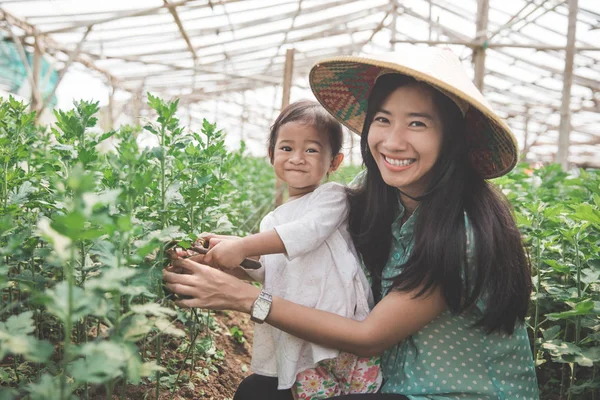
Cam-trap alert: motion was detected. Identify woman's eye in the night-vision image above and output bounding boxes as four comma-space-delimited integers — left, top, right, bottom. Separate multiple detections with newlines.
373, 116, 389, 124
409, 121, 426, 128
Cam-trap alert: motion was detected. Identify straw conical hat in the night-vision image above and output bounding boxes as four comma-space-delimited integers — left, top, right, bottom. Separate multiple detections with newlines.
309, 47, 518, 179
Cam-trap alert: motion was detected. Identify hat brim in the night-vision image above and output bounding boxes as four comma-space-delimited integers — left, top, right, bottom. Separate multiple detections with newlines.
309, 55, 518, 179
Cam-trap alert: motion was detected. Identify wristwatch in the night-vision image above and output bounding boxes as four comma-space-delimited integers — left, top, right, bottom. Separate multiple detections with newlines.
250, 289, 272, 324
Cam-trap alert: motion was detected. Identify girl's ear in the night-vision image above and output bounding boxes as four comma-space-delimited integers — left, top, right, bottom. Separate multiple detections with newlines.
329, 153, 344, 173
268, 148, 274, 164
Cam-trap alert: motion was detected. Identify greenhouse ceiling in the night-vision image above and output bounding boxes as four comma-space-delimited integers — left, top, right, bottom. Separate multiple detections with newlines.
0, 0, 599, 167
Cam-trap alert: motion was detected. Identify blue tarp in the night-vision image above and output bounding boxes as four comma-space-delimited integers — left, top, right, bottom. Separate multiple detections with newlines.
0, 33, 58, 107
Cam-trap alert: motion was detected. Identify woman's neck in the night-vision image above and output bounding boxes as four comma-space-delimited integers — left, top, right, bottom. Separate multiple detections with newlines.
399, 193, 419, 219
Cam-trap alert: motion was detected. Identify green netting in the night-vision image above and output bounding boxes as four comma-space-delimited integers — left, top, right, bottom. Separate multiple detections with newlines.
0, 33, 58, 107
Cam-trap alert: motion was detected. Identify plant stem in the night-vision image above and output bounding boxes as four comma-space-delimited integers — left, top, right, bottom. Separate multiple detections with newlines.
61, 245, 75, 400
156, 333, 161, 400
3, 160, 8, 209
532, 232, 541, 362
170, 316, 202, 400
13, 355, 20, 383
568, 232, 583, 400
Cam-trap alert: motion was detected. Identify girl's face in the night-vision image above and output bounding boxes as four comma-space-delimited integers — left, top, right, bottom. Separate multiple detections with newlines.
271, 121, 342, 198
367, 84, 444, 197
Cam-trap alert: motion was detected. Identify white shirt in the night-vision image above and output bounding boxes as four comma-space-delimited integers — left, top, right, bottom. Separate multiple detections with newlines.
247, 182, 373, 389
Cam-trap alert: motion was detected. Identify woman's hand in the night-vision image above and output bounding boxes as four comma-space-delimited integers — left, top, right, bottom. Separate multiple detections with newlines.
162, 254, 259, 312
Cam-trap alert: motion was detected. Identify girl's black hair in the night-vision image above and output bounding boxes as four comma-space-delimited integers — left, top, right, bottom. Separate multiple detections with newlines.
268, 100, 343, 162
347, 74, 532, 334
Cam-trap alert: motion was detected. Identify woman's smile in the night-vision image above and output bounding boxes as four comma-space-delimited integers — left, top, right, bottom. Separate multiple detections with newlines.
382, 155, 416, 169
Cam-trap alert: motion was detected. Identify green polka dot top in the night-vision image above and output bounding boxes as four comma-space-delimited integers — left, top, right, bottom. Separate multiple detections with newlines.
373, 201, 540, 399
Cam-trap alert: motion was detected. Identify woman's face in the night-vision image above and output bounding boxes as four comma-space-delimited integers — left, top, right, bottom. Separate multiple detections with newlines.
367, 84, 444, 197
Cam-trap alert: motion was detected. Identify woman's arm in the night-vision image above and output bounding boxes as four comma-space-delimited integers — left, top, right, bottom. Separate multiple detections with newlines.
163, 256, 447, 357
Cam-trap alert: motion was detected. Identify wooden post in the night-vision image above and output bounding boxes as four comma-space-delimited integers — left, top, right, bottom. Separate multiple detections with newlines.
349, 130, 355, 165
556, 0, 578, 170
390, 0, 397, 51
32, 37, 42, 113
108, 78, 115, 130
428, 0, 433, 41
473, 0, 489, 91
275, 48, 295, 207
520, 106, 530, 160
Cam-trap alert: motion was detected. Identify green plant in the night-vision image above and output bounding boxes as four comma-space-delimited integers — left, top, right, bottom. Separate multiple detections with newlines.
229, 326, 246, 344
0, 95, 274, 399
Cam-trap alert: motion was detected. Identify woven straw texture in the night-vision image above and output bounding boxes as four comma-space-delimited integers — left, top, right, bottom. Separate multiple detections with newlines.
309, 52, 518, 179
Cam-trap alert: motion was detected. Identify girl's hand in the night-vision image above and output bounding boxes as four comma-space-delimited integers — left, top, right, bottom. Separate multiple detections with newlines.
162, 257, 258, 312
199, 232, 242, 249
205, 240, 246, 270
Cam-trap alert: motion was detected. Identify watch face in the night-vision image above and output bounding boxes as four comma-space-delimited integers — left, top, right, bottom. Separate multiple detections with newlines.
253, 298, 270, 320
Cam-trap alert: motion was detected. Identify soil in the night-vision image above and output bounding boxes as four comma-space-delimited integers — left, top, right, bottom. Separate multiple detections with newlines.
93, 310, 255, 400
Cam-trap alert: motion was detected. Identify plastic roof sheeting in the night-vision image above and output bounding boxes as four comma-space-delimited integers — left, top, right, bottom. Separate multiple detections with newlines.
0, 0, 599, 166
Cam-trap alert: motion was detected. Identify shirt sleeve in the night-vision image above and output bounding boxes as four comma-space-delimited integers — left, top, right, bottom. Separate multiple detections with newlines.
275, 183, 349, 261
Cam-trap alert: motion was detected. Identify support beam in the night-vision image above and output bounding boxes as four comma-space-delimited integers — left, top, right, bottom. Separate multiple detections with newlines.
37, 0, 197, 35
163, 0, 197, 62
389, 38, 600, 52
37, 26, 93, 115
556, 0, 578, 169
31, 36, 42, 112
1, 8, 122, 88
7, 27, 41, 108
473, 0, 489, 91
275, 48, 295, 207
390, 0, 397, 50
520, 105, 531, 160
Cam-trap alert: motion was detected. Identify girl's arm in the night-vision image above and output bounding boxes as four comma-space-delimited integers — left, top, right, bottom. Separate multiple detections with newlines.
163, 256, 447, 357
205, 229, 285, 270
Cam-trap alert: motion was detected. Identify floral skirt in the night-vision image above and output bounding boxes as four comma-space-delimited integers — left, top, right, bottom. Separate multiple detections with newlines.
292, 352, 381, 400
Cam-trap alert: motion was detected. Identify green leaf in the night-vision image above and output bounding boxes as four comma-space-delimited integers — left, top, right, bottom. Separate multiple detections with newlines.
0, 311, 35, 336
571, 204, 600, 225
547, 300, 595, 320
8, 181, 36, 205
43, 282, 100, 324
0, 312, 54, 362
85, 267, 139, 293
69, 341, 137, 384
130, 303, 176, 318
37, 217, 72, 260
542, 259, 570, 274
25, 374, 71, 400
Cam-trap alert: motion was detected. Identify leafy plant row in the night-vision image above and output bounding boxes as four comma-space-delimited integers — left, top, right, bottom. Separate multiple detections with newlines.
0, 95, 274, 399
495, 165, 600, 399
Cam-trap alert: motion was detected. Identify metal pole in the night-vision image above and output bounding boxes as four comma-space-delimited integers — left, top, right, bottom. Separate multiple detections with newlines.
556, 0, 578, 170
275, 48, 295, 207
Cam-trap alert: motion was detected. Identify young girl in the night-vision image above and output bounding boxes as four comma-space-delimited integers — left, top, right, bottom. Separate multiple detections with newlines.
200, 100, 381, 399
164, 47, 539, 399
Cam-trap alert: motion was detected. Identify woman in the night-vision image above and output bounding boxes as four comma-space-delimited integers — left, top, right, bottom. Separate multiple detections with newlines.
163, 47, 539, 399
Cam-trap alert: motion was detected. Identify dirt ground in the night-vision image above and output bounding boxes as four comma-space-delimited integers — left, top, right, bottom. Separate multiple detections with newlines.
99, 310, 255, 400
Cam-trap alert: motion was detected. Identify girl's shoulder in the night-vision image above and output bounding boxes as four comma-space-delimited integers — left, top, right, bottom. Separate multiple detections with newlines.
317, 181, 346, 194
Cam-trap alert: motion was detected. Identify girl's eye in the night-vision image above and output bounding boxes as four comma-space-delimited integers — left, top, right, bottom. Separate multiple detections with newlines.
306, 148, 318, 153
409, 121, 426, 128
280, 146, 292, 151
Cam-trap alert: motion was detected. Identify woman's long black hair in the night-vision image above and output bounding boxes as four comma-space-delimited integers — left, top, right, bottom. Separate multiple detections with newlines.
347, 74, 532, 334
